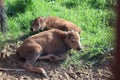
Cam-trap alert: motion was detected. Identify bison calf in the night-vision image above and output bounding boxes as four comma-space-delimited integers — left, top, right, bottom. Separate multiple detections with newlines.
16, 29, 82, 78
30, 16, 81, 34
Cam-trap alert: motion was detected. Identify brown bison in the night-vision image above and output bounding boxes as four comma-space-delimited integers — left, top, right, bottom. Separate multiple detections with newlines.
30, 16, 81, 34
16, 29, 82, 78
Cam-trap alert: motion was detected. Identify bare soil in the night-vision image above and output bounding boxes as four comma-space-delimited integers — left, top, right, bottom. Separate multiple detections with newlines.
0, 42, 113, 80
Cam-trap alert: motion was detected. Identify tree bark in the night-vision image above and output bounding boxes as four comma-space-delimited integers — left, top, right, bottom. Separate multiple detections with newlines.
112, 0, 120, 80
0, 0, 7, 33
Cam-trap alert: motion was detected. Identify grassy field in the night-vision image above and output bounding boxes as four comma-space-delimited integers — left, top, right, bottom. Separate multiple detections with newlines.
0, 0, 115, 67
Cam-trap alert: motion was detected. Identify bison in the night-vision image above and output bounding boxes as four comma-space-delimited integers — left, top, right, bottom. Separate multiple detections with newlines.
30, 16, 81, 34
16, 29, 82, 78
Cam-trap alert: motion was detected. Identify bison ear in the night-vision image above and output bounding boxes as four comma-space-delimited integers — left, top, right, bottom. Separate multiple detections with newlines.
67, 33, 74, 40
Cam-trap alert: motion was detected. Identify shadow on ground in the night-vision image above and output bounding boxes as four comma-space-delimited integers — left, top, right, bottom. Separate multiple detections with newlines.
0, 42, 112, 80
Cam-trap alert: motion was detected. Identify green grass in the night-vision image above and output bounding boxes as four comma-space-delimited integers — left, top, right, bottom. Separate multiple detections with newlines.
0, 0, 115, 67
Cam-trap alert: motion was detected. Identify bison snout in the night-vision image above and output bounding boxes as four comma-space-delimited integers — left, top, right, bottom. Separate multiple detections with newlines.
77, 46, 82, 51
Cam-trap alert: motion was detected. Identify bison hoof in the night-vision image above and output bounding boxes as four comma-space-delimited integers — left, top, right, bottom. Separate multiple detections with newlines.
42, 71, 48, 78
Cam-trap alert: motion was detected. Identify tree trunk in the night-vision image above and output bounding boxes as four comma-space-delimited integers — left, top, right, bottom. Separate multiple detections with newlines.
0, 0, 7, 34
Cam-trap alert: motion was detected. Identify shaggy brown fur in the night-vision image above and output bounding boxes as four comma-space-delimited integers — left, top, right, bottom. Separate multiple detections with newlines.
16, 29, 82, 78
30, 16, 81, 34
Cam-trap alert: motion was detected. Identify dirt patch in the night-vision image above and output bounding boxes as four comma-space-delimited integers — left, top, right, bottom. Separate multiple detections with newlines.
0, 42, 113, 80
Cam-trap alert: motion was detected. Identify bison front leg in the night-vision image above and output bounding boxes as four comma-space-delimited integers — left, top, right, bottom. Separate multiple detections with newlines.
38, 53, 67, 62
23, 61, 47, 78
22, 51, 48, 78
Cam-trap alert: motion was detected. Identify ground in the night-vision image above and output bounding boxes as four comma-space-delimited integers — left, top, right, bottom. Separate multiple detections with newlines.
0, 42, 113, 80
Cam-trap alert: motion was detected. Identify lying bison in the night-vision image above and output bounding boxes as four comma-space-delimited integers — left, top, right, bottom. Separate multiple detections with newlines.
30, 16, 81, 34
16, 29, 82, 78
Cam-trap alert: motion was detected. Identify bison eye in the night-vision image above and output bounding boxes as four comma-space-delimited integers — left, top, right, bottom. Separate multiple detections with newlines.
71, 40, 75, 43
